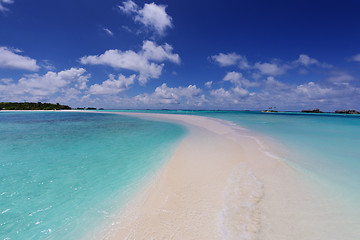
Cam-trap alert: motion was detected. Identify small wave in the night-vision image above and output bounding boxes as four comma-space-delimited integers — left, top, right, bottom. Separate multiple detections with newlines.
219, 163, 264, 240
221, 118, 284, 162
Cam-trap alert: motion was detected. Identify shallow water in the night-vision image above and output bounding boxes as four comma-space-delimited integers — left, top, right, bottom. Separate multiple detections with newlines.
2, 110, 360, 239
111, 110, 360, 238
199, 111, 360, 199
0, 111, 185, 240
125, 110, 360, 200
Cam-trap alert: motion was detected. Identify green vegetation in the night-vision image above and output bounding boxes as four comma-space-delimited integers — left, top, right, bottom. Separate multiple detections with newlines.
0, 102, 71, 110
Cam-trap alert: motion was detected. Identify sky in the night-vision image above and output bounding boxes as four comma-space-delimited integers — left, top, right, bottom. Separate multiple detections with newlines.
0, 0, 360, 110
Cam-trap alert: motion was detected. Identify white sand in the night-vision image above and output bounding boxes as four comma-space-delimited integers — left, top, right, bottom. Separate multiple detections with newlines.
86, 112, 359, 240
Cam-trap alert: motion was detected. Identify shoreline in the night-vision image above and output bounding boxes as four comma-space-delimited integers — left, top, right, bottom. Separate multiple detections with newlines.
4, 110, 358, 238
95, 112, 264, 239
94, 112, 360, 239
84, 112, 320, 239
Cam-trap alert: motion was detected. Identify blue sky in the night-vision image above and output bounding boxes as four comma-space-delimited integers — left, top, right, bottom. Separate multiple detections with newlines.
1, 0, 360, 110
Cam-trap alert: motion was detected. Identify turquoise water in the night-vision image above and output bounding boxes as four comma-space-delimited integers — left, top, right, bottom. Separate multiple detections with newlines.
0, 112, 185, 240
197, 111, 360, 198
2, 110, 360, 239
110, 110, 360, 206
198, 111, 360, 200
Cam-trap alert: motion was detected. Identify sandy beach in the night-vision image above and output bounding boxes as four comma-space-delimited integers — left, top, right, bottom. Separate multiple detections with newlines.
89, 112, 359, 240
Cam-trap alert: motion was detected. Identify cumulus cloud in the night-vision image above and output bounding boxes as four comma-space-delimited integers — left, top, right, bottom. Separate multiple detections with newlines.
254, 62, 287, 76
0, 46, 40, 71
210, 88, 231, 99
211, 53, 288, 76
295, 81, 333, 100
223, 71, 259, 88
0, 0, 14, 12
80, 40, 180, 85
118, 0, 172, 36
142, 40, 180, 63
223, 71, 242, 85
210, 71, 256, 105
294, 54, 332, 68
205, 81, 213, 88
89, 74, 136, 95
211, 53, 241, 67
118, 0, 138, 14
295, 54, 319, 66
134, 83, 205, 106
263, 76, 289, 91
210, 86, 251, 105
255, 76, 360, 110
211, 52, 334, 79
0, 68, 90, 98
210, 53, 251, 69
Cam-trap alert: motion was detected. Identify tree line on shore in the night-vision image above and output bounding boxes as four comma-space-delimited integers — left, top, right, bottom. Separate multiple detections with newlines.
0, 102, 71, 110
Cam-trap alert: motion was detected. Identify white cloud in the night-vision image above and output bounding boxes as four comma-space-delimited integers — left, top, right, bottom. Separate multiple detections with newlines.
206, 52, 360, 110
294, 54, 332, 68
80, 40, 180, 85
142, 40, 180, 63
210, 86, 250, 105
256, 77, 360, 110
295, 82, 334, 100
0, 68, 90, 97
0, 0, 14, 12
211, 53, 241, 67
0, 46, 40, 71
89, 74, 136, 95
205, 81, 213, 88
118, 0, 172, 36
327, 71, 355, 84
40, 59, 56, 71
118, 0, 138, 14
211, 53, 333, 79
210, 88, 231, 98
134, 83, 205, 106
296, 54, 319, 66
210, 53, 251, 69
136, 3, 172, 36
103, 27, 114, 36
0, 78, 13, 84
223, 71, 242, 85
223, 71, 259, 88
238, 57, 251, 70
254, 62, 287, 76
263, 76, 289, 90
80, 48, 162, 84
350, 54, 360, 62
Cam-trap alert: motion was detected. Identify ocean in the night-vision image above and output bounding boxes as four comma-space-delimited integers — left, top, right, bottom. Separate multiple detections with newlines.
114, 109, 360, 236
0, 111, 185, 240
131, 110, 360, 197
2, 110, 360, 239
193, 111, 360, 199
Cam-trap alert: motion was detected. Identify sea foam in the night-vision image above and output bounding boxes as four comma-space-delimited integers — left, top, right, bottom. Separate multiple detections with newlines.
219, 162, 263, 240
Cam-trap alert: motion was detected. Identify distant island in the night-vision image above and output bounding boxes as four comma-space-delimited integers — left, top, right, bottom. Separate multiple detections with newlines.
301, 108, 360, 114
259, 108, 360, 114
301, 108, 323, 113
0, 102, 71, 110
334, 109, 360, 114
